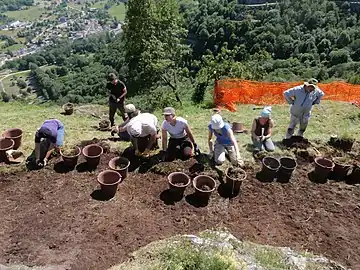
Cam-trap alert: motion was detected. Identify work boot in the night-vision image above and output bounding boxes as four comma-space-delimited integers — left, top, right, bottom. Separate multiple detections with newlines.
285, 128, 294, 139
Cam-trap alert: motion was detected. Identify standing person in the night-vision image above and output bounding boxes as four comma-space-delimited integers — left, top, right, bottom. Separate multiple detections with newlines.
251, 106, 275, 152
34, 119, 65, 167
111, 104, 141, 141
126, 112, 158, 156
208, 114, 244, 166
107, 73, 127, 126
161, 107, 197, 161
283, 78, 324, 139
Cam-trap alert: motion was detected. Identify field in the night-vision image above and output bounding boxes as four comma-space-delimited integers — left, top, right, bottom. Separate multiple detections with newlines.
0, 70, 30, 95
91, 1, 126, 20
5, 5, 49, 22
0, 101, 359, 269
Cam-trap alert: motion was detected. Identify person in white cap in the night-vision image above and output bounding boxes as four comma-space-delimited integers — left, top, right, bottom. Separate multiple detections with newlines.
111, 104, 141, 140
126, 112, 158, 156
251, 106, 275, 152
208, 114, 244, 166
283, 78, 324, 139
161, 107, 197, 161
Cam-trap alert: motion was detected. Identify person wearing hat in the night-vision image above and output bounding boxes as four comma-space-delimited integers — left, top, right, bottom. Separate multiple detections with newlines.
251, 106, 275, 152
111, 104, 141, 141
34, 119, 65, 167
208, 114, 244, 166
161, 107, 197, 161
283, 78, 325, 139
107, 73, 127, 126
126, 112, 158, 156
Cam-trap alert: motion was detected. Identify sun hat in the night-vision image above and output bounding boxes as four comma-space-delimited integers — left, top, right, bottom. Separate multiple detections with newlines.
211, 114, 225, 130
304, 78, 318, 88
124, 104, 136, 114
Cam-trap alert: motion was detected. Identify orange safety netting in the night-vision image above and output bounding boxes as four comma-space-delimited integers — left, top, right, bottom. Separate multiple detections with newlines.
214, 79, 360, 111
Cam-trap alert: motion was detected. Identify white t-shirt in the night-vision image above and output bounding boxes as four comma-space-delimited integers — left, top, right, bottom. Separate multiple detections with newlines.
162, 117, 188, 139
127, 113, 158, 137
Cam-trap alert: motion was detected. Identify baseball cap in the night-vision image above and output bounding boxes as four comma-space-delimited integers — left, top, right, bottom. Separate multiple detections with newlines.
162, 107, 175, 115
211, 114, 225, 130
124, 104, 136, 114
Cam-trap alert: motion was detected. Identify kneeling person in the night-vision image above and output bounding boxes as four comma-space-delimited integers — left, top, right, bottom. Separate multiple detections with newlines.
161, 107, 196, 161
208, 114, 244, 166
34, 119, 65, 167
127, 113, 158, 156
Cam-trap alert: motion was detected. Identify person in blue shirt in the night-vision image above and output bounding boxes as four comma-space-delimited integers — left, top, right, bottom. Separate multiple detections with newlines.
208, 114, 244, 167
283, 78, 325, 139
34, 119, 65, 167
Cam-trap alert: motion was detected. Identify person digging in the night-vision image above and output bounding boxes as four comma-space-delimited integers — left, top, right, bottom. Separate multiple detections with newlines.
34, 119, 65, 167
208, 114, 244, 167
251, 106, 275, 153
107, 73, 127, 127
111, 104, 141, 141
283, 78, 324, 139
126, 112, 159, 157
161, 107, 199, 161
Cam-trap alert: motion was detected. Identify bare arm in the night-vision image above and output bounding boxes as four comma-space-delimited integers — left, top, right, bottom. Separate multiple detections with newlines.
146, 134, 156, 151
208, 130, 214, 153
228, 129, 240, 157
251, 119, 257, 138
184, 124, 195, 144
162, 128, 168, 150
264, 120, 273, 139
119, 87, 127, 100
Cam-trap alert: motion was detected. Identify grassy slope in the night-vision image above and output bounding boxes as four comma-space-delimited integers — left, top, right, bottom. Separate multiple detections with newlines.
0, 100, 359, 167
5, 5, 48, 22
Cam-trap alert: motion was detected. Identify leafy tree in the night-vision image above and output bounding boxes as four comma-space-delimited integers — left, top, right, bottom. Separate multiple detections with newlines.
122, 0, 189, 95
17, 79, 27, 89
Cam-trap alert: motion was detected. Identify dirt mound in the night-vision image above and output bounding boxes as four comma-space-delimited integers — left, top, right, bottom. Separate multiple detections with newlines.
0, 155, 359, 270
77, 138, 111, 153
282, 136, 311, 149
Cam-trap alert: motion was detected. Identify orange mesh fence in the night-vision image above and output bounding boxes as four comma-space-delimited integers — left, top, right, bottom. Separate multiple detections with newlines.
214, 79, 360, 111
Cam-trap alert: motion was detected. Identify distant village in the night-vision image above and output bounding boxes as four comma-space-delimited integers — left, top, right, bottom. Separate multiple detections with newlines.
0, 4, 123, 68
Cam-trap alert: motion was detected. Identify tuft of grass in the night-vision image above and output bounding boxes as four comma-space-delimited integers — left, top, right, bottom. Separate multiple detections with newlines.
254, 247, 290, 269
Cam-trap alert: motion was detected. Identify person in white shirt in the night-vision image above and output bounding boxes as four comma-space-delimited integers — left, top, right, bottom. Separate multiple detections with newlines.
161, 107, 197, 161
127, 112, 158, 156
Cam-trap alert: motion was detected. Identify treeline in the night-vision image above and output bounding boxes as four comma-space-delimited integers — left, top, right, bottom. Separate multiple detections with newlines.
3, 0, 360, 107
0, 0, 34, 12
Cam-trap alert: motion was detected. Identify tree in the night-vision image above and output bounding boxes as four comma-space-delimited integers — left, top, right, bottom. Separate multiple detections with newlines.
329, 49, 350, 65
122, 0, 189, 95
17, 79, 27, 89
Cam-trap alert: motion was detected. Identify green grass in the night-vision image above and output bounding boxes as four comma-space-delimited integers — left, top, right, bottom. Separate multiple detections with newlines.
0, 100, 359, 174
108, 4, 126, 20
91, 1, 106, 8
5, 5, 47, 21
0, 43, 25, 53
90, 2, 126, 20
0, 29, 20, 37
254, 248, 290, 269
1, 71, 30, 95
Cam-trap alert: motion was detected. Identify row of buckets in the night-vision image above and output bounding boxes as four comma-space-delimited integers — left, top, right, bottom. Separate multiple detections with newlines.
59, 144, 131, 198
260, 156, 360, 183
0, 128, 23, 162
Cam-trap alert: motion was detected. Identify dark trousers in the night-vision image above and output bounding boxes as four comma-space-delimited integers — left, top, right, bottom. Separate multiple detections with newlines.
166, 136, 193, 161
109, 101, 126, 126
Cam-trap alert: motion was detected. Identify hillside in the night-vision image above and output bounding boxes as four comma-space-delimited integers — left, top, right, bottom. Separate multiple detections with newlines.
0, 101, 359, 269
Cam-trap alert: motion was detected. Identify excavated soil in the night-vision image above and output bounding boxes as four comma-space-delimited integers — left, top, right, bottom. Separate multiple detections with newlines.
0, 153, 360, 270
